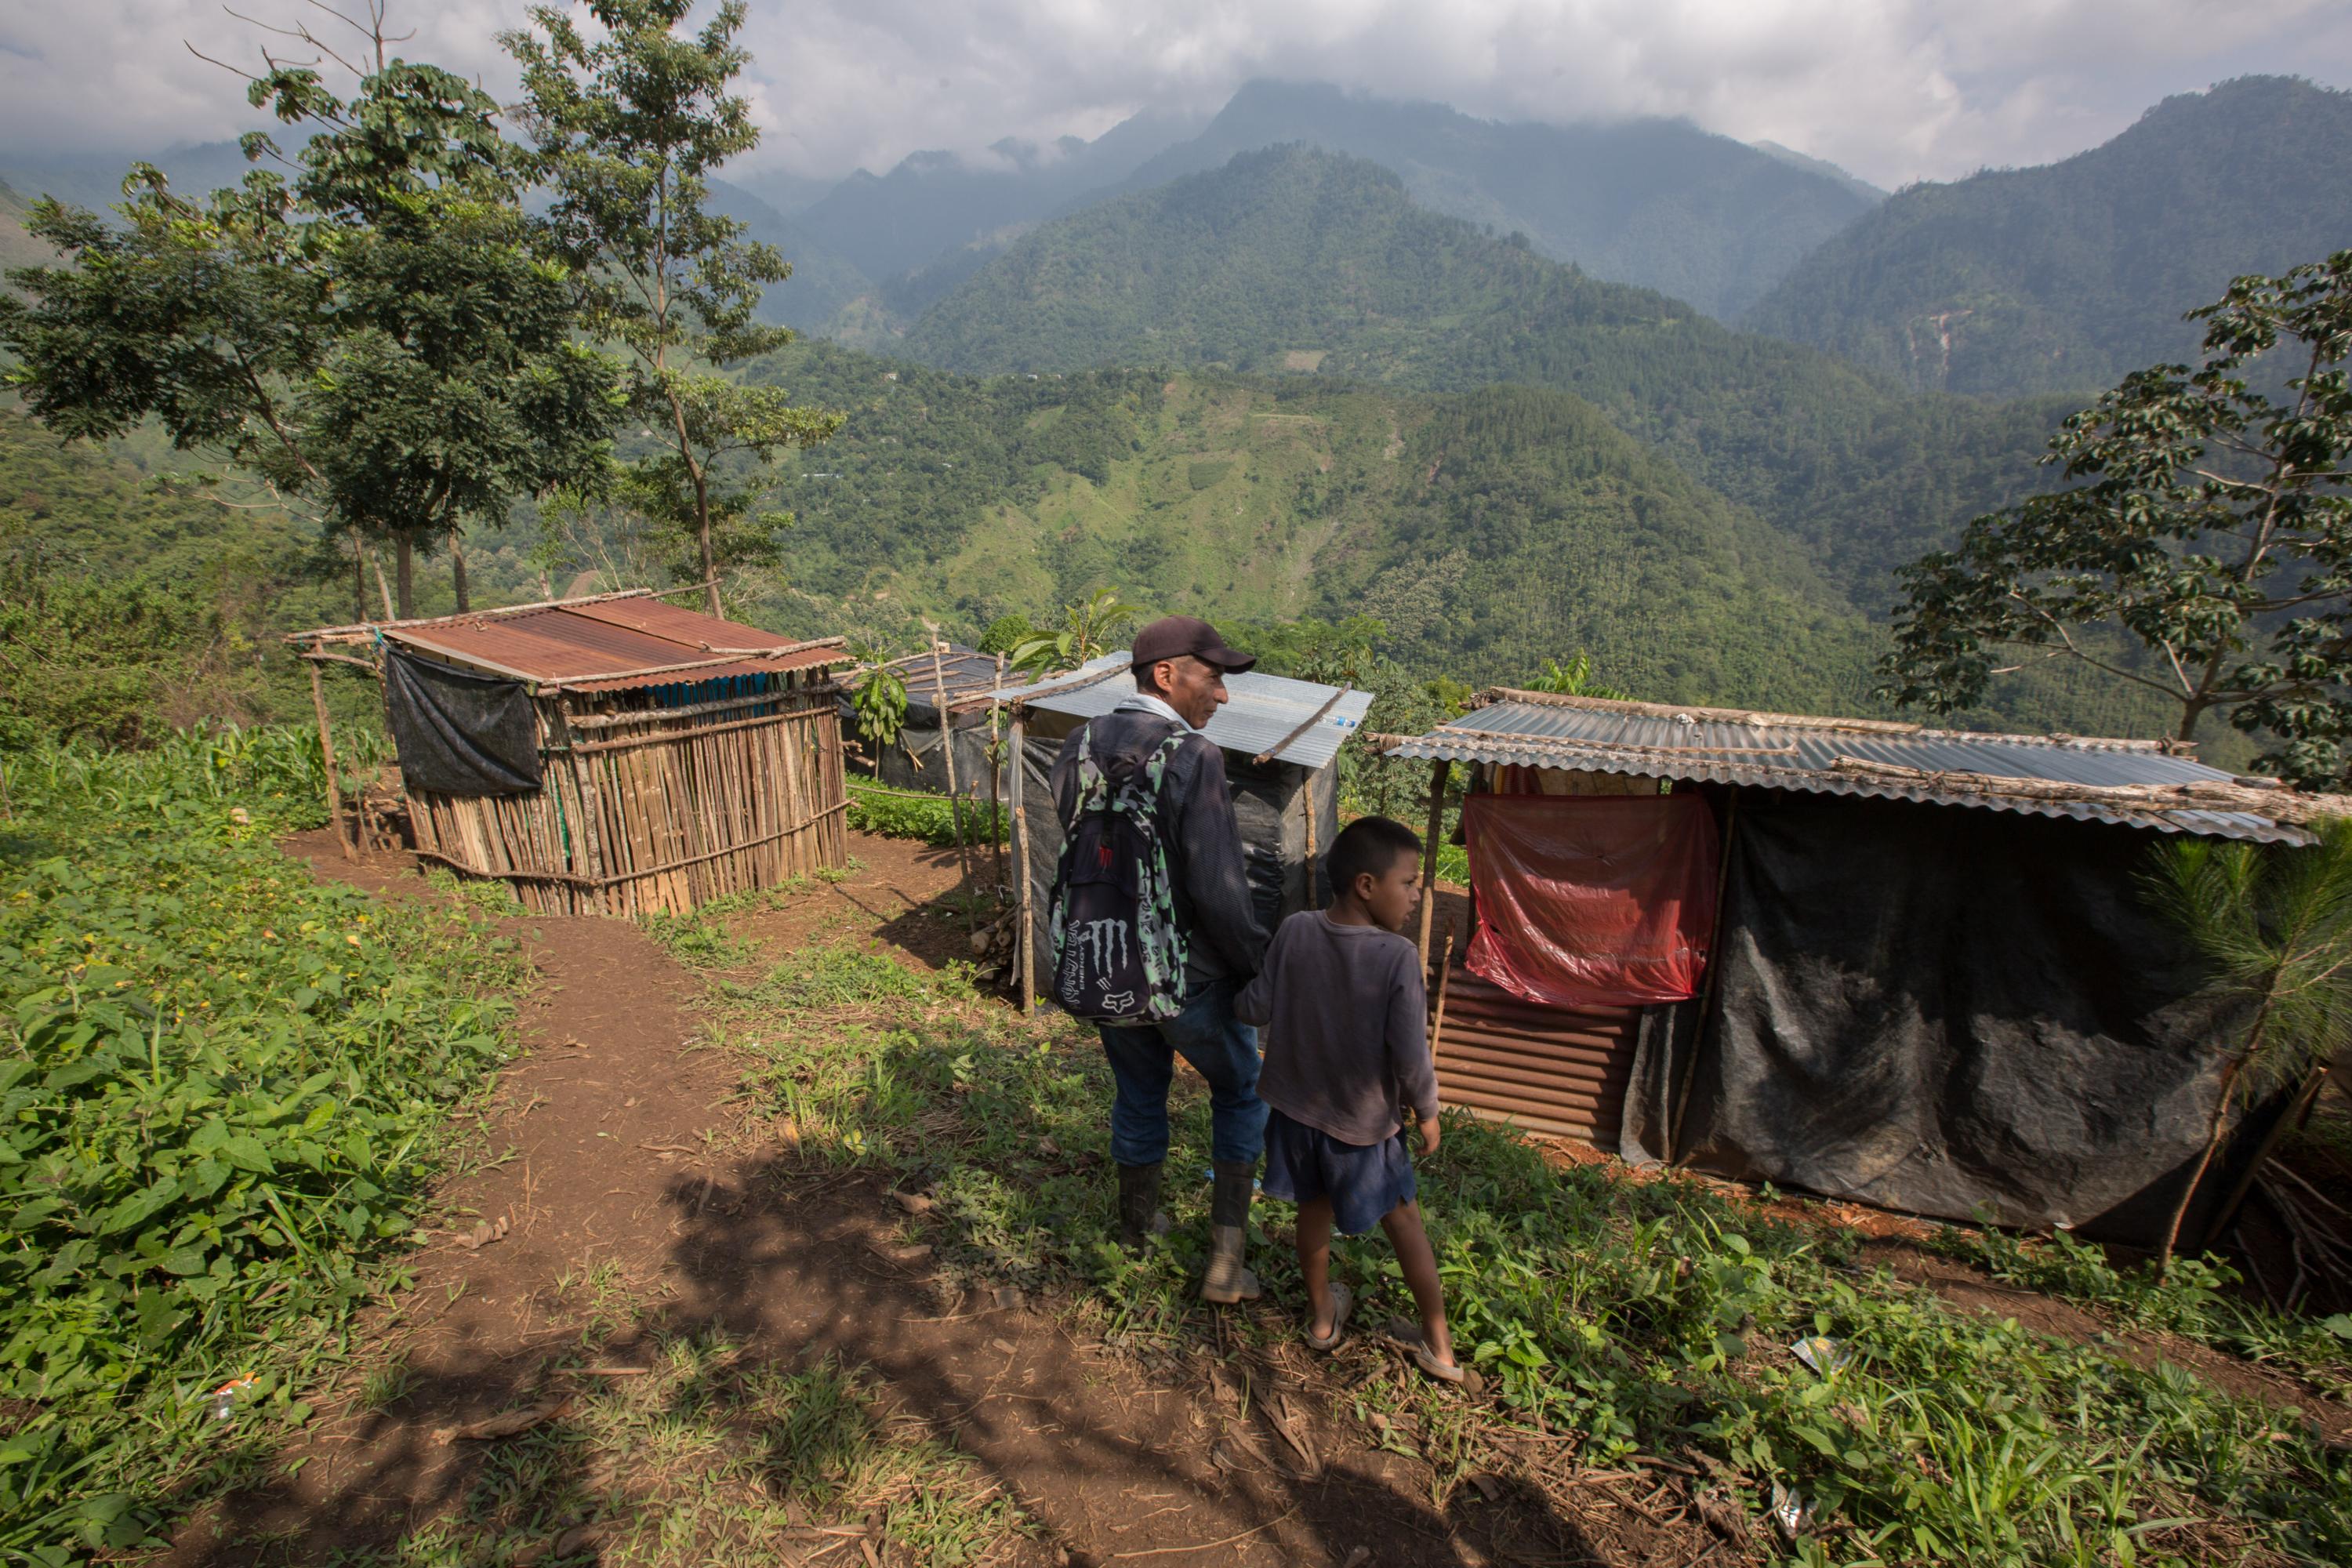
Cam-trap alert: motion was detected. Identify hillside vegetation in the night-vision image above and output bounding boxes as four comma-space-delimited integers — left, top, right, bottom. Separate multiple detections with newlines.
739, 347, 1881, 710
1105, 79, 1878, 320
899, 145, 2074, 612
1741, 76, 2352, 394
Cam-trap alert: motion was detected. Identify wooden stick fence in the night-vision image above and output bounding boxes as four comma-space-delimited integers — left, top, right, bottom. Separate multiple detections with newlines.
405, 675, 848, 916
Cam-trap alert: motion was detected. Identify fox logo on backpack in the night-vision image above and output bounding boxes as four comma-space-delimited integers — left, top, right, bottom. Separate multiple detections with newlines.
1046, 719, 1189, 1024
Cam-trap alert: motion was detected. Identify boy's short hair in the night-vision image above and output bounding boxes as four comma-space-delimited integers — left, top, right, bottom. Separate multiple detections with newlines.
1326, 815, 1423, 895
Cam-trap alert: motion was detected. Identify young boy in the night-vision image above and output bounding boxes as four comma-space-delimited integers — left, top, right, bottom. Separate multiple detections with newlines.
1236, 815, 1468, 1387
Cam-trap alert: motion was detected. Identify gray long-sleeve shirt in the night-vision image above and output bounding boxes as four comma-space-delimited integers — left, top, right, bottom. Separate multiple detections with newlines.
1236, 910, 1439, 1145
1048, 705, 1270, 989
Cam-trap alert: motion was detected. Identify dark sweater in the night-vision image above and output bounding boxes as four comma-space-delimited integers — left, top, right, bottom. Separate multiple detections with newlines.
1048, 708, 1270, 989
1236, 910, 1439, 1146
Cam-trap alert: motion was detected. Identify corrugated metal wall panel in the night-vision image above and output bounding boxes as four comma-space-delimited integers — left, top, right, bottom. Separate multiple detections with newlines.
1432, 967, 1639, 1145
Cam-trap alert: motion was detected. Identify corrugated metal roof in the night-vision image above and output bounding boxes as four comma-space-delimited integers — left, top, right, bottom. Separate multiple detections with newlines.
993, 652, 1374, 771
1383, 691, 2313, 844
381, 598, 848, 692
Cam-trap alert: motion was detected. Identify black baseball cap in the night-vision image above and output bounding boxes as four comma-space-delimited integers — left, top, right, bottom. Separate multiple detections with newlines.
1130, 615, 1256, 674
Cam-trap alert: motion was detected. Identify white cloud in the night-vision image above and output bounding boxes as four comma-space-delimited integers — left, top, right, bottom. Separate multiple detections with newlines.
3, 1, 2347, 189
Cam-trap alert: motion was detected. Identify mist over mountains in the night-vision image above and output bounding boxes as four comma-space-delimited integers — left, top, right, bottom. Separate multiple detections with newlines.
2, 68, 2344, 748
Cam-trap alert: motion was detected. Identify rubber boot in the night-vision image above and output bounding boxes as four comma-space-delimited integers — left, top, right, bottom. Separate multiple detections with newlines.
1116, 1161, 1169, 1250
1200, 1159, 1261, 1303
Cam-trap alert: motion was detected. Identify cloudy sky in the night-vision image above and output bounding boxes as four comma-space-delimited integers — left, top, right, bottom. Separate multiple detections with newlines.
5, 1, 2347, 189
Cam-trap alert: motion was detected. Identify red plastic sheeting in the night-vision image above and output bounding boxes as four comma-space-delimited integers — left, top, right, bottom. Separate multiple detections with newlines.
1465, 793, 1719, 1008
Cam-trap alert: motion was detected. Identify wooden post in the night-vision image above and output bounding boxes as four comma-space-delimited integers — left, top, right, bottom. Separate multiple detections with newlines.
1301, 768, 1319, 909
307, 661, 354, 862
1429, 930, 1457, 1055
987, 687, 1007, 896
1011, 710, 1035, 1016
2198, 1063, 2330, 1251
928, 637, 971, 885
1417, 758, 1451, 966
1665, 787, 1741, 1163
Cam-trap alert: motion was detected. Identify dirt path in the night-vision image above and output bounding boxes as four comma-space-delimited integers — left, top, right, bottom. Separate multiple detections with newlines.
163, 833, 1653, 1568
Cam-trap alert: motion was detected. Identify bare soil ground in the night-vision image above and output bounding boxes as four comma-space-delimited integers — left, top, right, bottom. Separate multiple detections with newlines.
157, 833, 2349, 1567
162, 833, 1711, 1568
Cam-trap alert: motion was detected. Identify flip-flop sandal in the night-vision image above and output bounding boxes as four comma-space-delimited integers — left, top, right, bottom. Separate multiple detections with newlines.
1305, 1283, 1354, 1352
1411, 1341, 1486, 1395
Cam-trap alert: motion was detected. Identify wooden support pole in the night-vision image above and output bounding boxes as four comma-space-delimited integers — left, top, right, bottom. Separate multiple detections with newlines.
1011, 710, 1036, 1015
929, 635, 971, 886
1664, 786, 1741, 1163
1428, 930, 1457, 1058
987, 680, 1007, 897
1301, 769, 1319, 909
1417, 758, 1451, 966
308, 662, 354, 862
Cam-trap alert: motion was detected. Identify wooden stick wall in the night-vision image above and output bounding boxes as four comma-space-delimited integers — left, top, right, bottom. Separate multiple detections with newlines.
405, 671, 848, 916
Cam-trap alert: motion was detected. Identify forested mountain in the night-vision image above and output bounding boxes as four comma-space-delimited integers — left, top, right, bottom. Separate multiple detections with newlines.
898, 145, 2071, 610
1741, 76, 2352, 394
1100, 80, 1880, 319
731, 346, 1880, 712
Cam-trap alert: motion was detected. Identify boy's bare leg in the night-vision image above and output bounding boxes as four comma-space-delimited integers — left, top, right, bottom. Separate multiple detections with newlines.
1381, 1199, 1454, 1367
1296, 1196, 1338, 1338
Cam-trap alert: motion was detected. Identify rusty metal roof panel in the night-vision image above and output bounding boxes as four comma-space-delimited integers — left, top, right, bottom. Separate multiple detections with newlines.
382, 600, 847, 691
1383, 695, 2311, 844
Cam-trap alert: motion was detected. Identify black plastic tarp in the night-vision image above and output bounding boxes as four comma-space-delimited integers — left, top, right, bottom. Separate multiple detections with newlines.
1624, 793, 2268, 1249
383, 648, 543, 797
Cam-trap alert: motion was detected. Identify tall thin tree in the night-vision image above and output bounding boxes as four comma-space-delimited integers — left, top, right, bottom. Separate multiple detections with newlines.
504, 0, 840, 618
0, 7, 621, 619
2140, 818, 2352, 1271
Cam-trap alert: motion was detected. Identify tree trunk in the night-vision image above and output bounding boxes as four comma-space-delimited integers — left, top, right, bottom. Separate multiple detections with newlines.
2158, 1040, 2254, 1273
450, 532, 470, 614
371, 548, 396, 620
353, 535, 367, 623
396, 537, 414, 620
695, 469, 720, 619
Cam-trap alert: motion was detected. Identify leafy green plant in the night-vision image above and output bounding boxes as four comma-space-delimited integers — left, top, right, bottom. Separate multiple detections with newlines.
710, 935, 2352, 1567
0, 731, 522, 1556
845, 780, 1007, 848
1880, 249, 2352, 782
1930, 1218, 2352, 1396
1008, 588, 1138, 677
1525, 652, 1632, 699
2141, 818, 2352, 1270
851, 644, 913, 752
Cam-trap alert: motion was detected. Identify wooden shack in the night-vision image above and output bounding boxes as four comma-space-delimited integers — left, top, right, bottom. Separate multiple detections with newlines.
289, 590, 851, 916
1382, 688, 2341, 1247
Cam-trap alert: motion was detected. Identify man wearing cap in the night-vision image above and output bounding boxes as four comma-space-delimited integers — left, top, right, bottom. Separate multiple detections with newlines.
1048, 615, 1272, 1303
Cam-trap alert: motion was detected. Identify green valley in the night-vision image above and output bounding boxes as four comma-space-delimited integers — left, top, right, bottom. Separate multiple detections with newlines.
895, 145, 2077, 613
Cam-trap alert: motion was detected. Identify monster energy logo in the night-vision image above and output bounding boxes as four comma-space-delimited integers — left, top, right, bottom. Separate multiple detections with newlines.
1072, 917, 1131, 980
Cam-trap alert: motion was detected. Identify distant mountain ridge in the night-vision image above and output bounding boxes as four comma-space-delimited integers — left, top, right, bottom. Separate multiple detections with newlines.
1097, 80, 1880, 320
1740, 75, 2352, 394
897, 143, 2069, 613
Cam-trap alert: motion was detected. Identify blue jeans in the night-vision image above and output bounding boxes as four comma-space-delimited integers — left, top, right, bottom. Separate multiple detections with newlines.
1097, 980, 1267, 1167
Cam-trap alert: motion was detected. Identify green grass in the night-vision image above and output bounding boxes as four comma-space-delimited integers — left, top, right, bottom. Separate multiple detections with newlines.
713, 938, 2352, 1567
1927, 1219, 2352, 1398
0, 728, 524, 1561
347, 1329, 1028, 1567
846, 779, 1009, 849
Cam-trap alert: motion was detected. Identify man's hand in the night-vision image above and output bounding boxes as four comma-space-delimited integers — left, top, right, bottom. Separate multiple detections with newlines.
1417, 1114, 1441, 1156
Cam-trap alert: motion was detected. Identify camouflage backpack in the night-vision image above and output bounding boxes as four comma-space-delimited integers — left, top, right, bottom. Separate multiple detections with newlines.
1047, 720, 1190, 1025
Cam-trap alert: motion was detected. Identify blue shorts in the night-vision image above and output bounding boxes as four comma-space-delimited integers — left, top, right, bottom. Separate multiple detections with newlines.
1261, 1110, 1417, 1236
